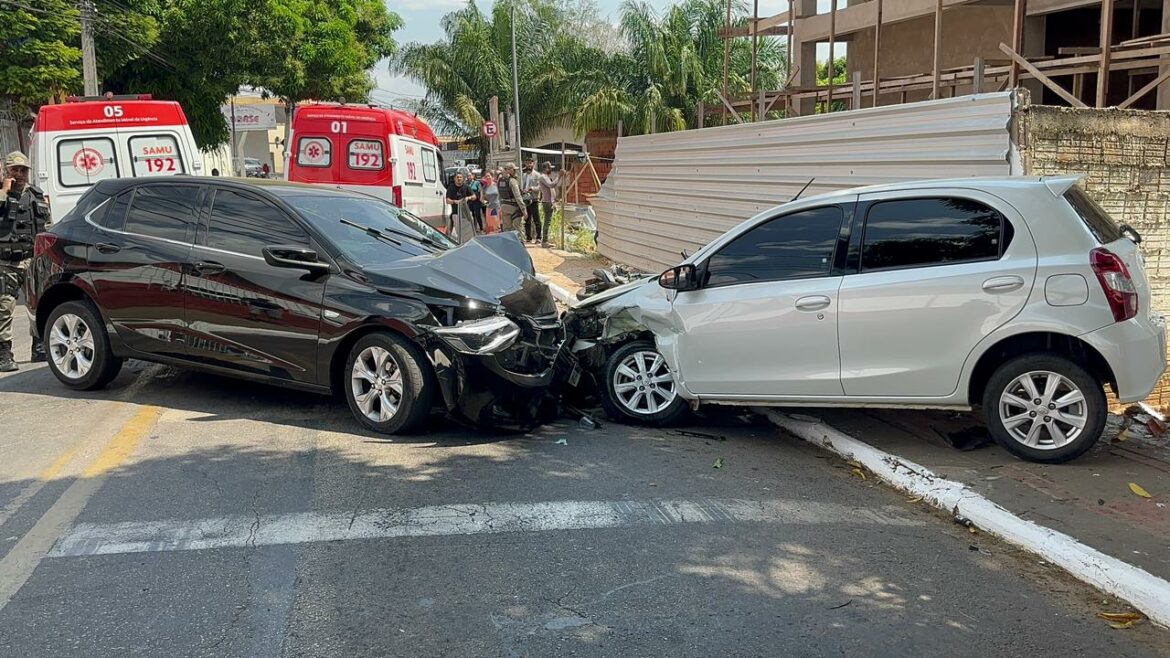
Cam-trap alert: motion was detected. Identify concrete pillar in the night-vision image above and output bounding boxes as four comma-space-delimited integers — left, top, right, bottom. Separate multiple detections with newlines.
792, 0, 820, 116
1022, 15, 1047, 102
1160, 0, 1170, 109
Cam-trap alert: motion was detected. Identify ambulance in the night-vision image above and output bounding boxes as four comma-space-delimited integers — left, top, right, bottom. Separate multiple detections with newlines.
29, 94, 202, 220
286, 103, 447, 226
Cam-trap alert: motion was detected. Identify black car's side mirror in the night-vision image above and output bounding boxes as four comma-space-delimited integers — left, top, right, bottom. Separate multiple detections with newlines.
659, 263, 700, 291
263, 245, 330, 273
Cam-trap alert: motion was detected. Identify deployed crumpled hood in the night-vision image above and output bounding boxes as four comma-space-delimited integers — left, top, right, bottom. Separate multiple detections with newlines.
360, 232, 556, 316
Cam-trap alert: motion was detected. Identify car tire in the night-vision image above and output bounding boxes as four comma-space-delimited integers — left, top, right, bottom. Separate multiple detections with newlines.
44, 300, 123, 391
982, 354, 1107, 463
598, 340, 688, 426
344, 332, 434, 434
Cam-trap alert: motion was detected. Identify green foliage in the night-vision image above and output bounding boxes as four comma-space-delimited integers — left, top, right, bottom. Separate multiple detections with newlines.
0, 0, 81, 114
573, 0, 788, 135
103, 0, 285, 147
2, 0, 401, 149
253, 0, 402, 109
815, 56, 848, 113
390, 0, 599, 146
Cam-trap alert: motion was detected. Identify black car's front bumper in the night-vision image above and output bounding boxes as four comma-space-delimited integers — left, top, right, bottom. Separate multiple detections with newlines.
424, 315, 574, 430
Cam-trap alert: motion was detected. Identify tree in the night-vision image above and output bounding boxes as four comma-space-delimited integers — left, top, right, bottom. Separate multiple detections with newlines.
100, 0, 401, 149
572, 0, 787, 135
391, 0, 603, 151
252, 0, 403, 119
0, 0, 81, 117
816, 56, 847, 113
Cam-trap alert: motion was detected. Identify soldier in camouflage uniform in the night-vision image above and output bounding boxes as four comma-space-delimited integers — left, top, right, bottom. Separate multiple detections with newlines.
0, 152, 50, 372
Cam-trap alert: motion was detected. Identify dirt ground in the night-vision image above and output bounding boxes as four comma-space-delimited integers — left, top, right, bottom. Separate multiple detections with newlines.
525, 245, 611, 295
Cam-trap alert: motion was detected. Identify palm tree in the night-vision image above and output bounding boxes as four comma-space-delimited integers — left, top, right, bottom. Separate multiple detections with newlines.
390, 0, 597, 146
573, 0, 787, 135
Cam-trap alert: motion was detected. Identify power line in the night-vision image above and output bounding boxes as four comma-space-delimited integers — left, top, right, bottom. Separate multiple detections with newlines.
0, 0, 60, 15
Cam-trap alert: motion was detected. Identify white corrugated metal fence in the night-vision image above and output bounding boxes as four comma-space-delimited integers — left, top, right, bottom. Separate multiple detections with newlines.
592, 93, 1018, 272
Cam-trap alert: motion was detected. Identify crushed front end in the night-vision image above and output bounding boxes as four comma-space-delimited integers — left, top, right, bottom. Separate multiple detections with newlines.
421, 278, 575, 431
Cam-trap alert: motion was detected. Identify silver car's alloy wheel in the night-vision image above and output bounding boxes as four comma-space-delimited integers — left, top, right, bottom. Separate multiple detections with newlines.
998, 370, 1088, 450
613, 350, 677, 416
49, 313, 96, 380
351, 346, 405, 422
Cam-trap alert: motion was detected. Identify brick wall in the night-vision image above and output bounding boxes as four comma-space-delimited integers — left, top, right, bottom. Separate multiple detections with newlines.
1018, 105, 1170, 408
566, 130, 616, 204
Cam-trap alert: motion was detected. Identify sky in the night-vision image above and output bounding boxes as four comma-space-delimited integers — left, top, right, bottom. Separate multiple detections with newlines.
369, 0, 800, 105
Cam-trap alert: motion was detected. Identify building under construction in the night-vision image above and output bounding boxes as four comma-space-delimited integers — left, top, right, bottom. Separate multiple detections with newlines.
724, 0, 1170, 117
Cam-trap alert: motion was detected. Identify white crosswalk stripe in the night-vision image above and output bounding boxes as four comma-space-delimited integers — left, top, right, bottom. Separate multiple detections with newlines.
49, 497, 921, 558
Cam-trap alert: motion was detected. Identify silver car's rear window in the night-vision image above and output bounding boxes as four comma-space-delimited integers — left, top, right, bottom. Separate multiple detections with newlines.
1064, 186, 1123, 244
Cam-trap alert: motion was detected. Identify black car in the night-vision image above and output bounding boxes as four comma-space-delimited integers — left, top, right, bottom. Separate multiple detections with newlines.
29, 177, 567, 433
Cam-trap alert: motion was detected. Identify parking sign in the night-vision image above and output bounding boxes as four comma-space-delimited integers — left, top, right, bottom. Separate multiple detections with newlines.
482, 121, 497, 137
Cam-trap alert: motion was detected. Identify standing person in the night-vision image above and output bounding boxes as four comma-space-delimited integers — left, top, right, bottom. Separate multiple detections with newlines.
480, 170, 501, 233
496, 163, 527, 234
522, 160, 541, 242
444, 171, 476, 241
538, 161, 563, 247
0, 152, 50, 372
467, 170, 485, 232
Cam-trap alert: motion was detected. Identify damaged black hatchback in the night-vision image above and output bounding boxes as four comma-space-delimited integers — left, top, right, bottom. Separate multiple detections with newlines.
29, 178, 567, 433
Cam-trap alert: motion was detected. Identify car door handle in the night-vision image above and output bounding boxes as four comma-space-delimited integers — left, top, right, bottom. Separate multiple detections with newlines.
982, 276, 1025, 293
193, 261, 226, 275
95, 242, 121, 254
795, 295, 832, 312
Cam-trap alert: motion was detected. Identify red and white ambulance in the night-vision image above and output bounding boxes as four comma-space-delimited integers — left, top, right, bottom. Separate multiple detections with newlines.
286, 103, 447, 226
29, 94, 202, 220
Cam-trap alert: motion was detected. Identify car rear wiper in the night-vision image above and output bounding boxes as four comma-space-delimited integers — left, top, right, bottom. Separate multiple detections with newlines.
339, 218, 404, 247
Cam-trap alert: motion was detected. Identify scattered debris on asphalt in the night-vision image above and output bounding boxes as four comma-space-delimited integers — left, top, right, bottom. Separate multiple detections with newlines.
1128, 482, 1152, 498
555, 438, 569, 446
712, 458, 725, 469
578, 416, 599, 430
673, 429, 727, 441
1096, 611, 1144, 630
827, 599, 853, 610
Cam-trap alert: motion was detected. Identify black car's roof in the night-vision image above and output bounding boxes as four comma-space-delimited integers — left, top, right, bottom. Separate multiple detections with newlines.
91, 176, 371, 201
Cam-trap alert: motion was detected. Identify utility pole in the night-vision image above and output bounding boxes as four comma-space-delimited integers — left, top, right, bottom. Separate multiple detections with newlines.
80, 0, 99, 96
510, 0, 523, 161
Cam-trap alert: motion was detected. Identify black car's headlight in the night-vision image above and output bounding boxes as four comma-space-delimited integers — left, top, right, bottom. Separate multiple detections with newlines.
433, 316, 521, 354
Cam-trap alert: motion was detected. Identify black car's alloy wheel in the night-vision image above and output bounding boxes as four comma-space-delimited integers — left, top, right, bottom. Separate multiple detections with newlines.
44, 300, 123, 391
344, 332, 434, 434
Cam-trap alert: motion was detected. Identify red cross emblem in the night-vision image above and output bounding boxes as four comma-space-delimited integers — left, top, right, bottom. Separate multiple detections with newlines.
72, 148, 105, 176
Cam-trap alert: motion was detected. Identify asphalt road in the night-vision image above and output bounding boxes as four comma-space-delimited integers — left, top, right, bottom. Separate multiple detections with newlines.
0, 319, 1166, 657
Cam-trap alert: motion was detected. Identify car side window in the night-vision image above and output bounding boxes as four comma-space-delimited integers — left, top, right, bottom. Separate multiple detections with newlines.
860, 197, 1007, 272
99, 191, 131, 230
123, 184, 201, 243
206, 188, 310, 257
704, 206, 844, 287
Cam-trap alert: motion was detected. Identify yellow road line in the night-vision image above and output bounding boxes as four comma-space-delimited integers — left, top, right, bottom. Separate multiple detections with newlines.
82, 406, 161, 478
38, 443, 87, 482
0, 404, 162, 611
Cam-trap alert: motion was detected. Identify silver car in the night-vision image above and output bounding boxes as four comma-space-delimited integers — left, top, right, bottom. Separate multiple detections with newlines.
569, 176, 1166, 463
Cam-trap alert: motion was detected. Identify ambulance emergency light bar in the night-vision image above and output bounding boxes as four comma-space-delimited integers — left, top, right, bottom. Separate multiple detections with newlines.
65, 93, 154, 103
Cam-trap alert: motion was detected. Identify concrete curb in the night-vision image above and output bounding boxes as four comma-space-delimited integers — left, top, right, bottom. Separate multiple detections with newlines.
762, 409, 1170, 629
535, 274, 576, 306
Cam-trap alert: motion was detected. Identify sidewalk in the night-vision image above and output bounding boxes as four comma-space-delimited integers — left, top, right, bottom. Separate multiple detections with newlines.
816, 408, 1170, 585
525, 245, 607, 300
532, 244, 1170, 624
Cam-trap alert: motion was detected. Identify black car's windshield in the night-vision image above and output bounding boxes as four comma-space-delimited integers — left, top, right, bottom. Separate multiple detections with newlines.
284, 194, 457, 261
